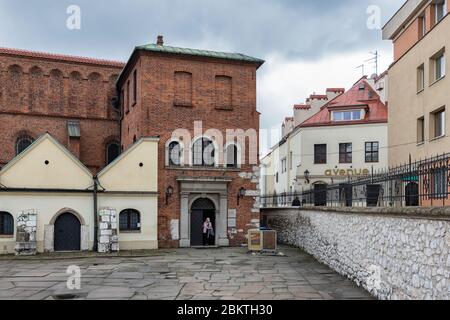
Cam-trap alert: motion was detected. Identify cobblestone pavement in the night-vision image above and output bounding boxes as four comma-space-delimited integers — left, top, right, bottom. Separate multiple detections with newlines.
0, 246, 373, 300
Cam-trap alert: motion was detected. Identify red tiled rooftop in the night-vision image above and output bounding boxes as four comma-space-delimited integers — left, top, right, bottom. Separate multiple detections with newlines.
0, 47, 126, 68
309, 94, 327, 100
294, 104, 311, 110
300, 78, 387, 128
326, 88, 345, 92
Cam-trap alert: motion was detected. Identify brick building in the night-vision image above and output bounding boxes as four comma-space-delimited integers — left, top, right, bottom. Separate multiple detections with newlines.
0, 37, 264, 248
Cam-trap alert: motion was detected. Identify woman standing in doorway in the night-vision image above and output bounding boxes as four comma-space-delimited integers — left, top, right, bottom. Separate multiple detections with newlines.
202, 218, 214, 246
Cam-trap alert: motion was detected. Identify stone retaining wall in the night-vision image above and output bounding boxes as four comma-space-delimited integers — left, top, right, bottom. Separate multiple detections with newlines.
261, 207, 450, 300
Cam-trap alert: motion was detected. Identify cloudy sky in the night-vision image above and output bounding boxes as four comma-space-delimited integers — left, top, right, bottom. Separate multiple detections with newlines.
0, 0, 404, 154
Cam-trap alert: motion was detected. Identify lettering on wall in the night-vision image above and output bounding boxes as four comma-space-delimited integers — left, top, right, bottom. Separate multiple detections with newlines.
325, 168, 370, 177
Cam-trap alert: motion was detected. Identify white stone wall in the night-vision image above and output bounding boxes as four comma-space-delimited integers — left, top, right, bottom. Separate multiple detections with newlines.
263, 207, 450, 300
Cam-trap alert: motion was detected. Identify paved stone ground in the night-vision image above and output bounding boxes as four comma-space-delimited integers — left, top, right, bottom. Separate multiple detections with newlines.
0, 246, 373, 300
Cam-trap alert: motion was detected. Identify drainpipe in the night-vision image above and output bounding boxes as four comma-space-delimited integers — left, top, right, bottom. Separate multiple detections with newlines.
93, 175, 99, 252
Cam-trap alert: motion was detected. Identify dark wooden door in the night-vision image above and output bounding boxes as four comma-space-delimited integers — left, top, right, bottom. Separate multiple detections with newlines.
54, 213, 81, 251
405, 183, 419, 206
190, 198, 216, 246
314, 184, 327, 206
190, 209, 204, 246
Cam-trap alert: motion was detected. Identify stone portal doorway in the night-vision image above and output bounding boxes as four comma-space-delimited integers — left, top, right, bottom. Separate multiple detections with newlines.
54, 212, 81, 251
190, 198, 216, 246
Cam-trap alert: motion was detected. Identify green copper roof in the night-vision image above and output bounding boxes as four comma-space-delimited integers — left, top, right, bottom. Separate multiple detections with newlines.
136, 44, 264, 66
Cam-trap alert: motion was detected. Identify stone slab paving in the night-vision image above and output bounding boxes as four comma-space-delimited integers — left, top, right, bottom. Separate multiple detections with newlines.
0, 246, 374, 300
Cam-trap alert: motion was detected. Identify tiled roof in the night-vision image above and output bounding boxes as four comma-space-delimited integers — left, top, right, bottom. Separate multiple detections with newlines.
0, 47, 126, 68
309, 94, 328, 100
294, 104, 311, 110
300, 78, 387, 128
326, 88, 345, 92
136, 43, 265, 66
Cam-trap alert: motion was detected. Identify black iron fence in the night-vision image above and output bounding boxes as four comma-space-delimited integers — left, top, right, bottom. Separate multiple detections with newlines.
261, 153, 450, 208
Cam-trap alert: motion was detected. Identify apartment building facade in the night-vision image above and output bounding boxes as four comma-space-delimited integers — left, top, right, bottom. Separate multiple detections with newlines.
261, 75, 389, 199
383, 0, 449, 165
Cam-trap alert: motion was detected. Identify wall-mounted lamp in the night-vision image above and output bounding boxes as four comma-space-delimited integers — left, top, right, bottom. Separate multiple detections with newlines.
304, 170, 310, 184
237, 187, 246, 205
165, 186, 174, 205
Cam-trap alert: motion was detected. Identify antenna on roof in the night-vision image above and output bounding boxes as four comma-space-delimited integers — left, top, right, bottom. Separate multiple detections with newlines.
356, 64, 365, 77
365, 50, 379, 75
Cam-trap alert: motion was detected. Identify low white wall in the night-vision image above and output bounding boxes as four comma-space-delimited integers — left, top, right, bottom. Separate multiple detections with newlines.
262, 207, 450, 300
0, 192, 158, 254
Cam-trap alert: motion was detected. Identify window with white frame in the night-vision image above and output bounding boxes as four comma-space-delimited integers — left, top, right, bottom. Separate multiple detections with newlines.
436, 0, 447, 23
432, 108, 446, 138
435, 52, 446, 80
281, 158, 287, 173
193, 138, 215, 167
332, 110, 362, 122
168, 141, 182, 166
417, 64, 425, 91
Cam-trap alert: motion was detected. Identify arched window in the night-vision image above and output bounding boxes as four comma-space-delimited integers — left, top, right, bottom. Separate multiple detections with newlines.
168, 141, 181, 166
16, 136, 34, 155
0, 212, 14, 235
193, 138, 215, 167
225, 144, 238, 168
119, 209, 141, 232
106, 142, 120, 165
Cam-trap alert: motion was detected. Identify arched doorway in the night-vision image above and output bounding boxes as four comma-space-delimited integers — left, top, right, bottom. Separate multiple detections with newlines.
191, 198, 216, 246
54, 212, 81, 251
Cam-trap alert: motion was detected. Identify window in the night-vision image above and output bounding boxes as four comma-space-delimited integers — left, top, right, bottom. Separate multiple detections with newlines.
225, 144, 238, 168
419, 14, 426, 37
0, 212, 14, 236
339, 143, 352, 163
16, 136, 34, 155
333, 110, 362, 121
432, 168, 447, 199
168, 141, 181, 166
314, 144, 327, 164
215, 76, 232, 109
193, 138, 215, 167
281, 158, 287, 173
365, 142, 379, 163
433, 109, 446, 138
133, 70, 137, 105
436, 0, 447, 23
276, 172, 279, 183
417, 117, 425, 143
119, 209, 141, 232
290, 151, 293, 170
432, 50, 446, 81
174, 72, 193, 107
417, 64, 425, 91
106, 142, 120, 165
126, 81, 130, 112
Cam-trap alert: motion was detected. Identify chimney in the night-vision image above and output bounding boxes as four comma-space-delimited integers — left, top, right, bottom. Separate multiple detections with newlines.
157, 35, 164, 46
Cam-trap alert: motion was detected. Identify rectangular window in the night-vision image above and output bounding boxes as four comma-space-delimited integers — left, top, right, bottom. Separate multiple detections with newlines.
432, 168, 447, 199
339, 143, 352, 163
417, 64, 425, 91
133, 70, 137, 105
436, 0, 447, 23
419, 14, 426, 37
433, 109, 446, 138
126, 81, 130, 112
290, 151, 293, 170
333, 110, 362, 121
365, 142, 379, 163
417, 117, 425, 143
281, 158, 287, 173
432, 50, 446, 81
314, 144, 327, 164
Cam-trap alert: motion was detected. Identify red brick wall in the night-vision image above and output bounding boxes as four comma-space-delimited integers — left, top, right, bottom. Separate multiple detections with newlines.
120, 51, 261, 248
0, 52, 124, 173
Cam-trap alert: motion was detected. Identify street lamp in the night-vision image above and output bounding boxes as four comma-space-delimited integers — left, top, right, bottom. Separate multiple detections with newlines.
304, 170, 310, 184
237, 187, 246, 205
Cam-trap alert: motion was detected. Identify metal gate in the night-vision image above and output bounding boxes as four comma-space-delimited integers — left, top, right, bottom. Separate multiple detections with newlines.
405, 182, 419, 206
54, 212, 81, 251
314, 184, 327, 206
